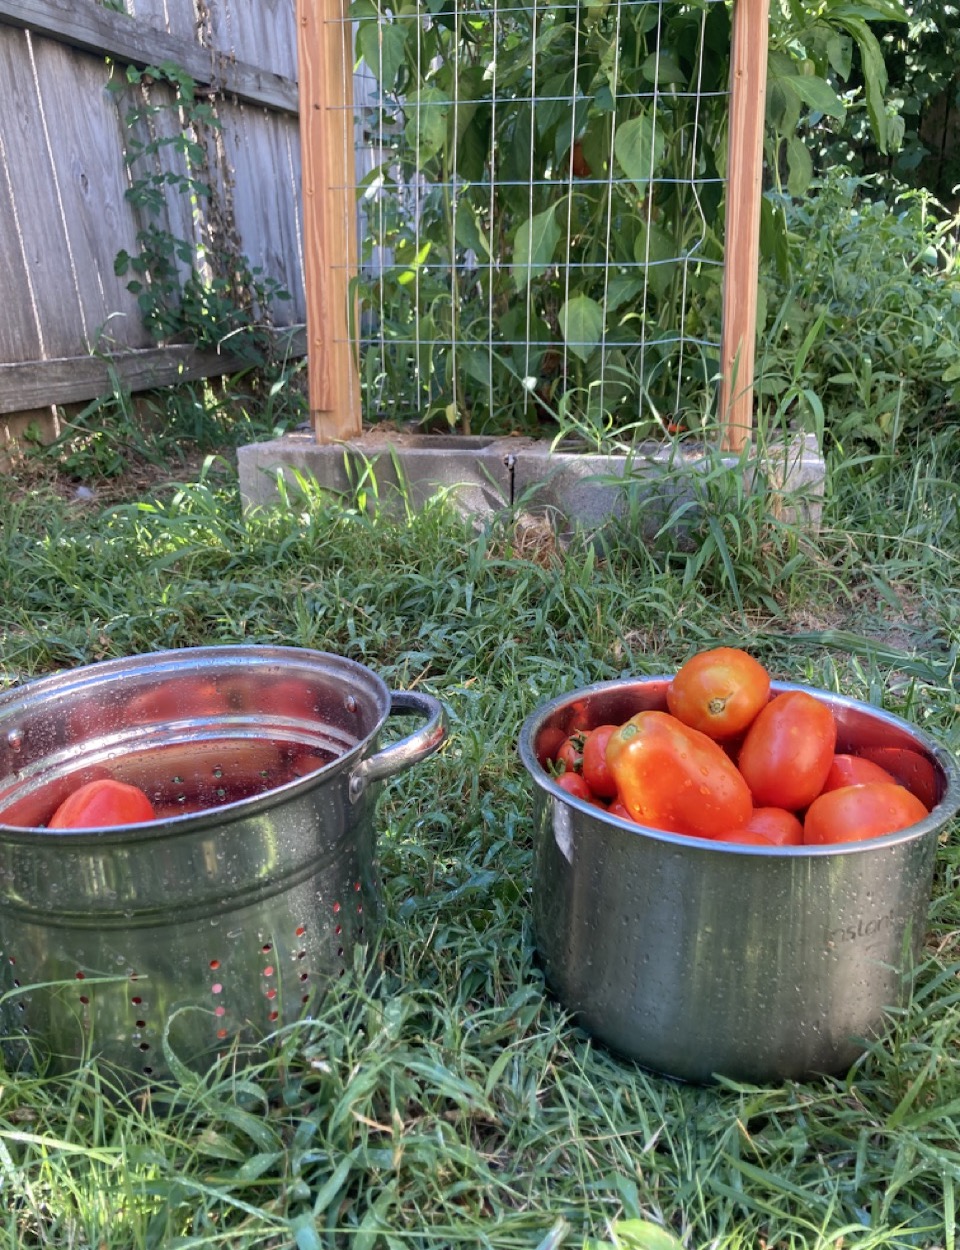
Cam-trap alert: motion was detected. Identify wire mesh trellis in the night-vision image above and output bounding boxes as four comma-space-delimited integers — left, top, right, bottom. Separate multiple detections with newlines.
301, 0, 767, 450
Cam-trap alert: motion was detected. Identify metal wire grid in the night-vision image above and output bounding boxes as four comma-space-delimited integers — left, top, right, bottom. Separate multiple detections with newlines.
344, 0, 731, 442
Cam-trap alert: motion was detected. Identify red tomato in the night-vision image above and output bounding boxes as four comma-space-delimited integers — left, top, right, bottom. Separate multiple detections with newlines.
821, 753, 897, 794
581, 724, 619, 799
554, 771, 593, 802
713, 829, 775, 846
856, 746, 939, 812
803, 782, 930, 845
605, 711, 753, 838
737, 690, 837, 810
537, 727, 568, 770
741, 806, 804, 846
666, 647, 771, 740
49, 778, 156, 829
570, 141, 592, 177
555, 733, 584, 775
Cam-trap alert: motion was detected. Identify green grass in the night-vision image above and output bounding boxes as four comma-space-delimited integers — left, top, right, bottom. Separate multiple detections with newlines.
0, 434, 958, 1249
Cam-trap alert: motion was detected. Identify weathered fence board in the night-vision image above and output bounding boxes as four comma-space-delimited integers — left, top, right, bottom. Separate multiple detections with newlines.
33, 37, 146, 352
0, 0, 298, 113
206, 0, 298, 82
0, 0, 305, 438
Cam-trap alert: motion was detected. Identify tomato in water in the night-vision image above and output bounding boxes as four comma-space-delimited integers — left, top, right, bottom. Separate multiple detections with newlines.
581, 724, 619, 799
821, 753, 897, 793
741, 806, 804, 846
48, 778, 156, 829
666, 647, 771, 740
605, 710, 753, 838
803, 782, 930, 845
737, 690, 837, 810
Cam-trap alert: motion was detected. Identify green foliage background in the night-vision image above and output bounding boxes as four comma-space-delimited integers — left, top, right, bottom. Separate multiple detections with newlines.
349, 0, 959, 450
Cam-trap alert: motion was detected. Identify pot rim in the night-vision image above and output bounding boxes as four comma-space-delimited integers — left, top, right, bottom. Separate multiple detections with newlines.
0, 644, 393, 843
518, 675, 960, 858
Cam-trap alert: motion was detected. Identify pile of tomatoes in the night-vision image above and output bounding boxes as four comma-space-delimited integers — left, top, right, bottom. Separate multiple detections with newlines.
546, 647, 932, 846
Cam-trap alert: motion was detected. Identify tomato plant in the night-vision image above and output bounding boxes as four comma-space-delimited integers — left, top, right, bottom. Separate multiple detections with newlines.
737, 691, 837, 810
666, 647, 771, 740
605, 711, 752, 838
49, 778, 156, 829
581, 724, 619, 799
741, 806, 804, 846
821, 753, 897, 793
803, 782, 930, 845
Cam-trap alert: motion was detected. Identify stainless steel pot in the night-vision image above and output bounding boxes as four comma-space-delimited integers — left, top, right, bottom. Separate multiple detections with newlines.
519, 677, 960, 1083
0, 646, 447, 1081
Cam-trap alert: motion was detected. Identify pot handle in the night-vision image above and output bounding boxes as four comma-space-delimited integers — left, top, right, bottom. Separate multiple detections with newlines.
348, 691, 447, 803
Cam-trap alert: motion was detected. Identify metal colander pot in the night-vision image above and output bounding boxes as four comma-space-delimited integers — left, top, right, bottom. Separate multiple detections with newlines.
0, 646, 446, 1081
519, 677, 960, 1084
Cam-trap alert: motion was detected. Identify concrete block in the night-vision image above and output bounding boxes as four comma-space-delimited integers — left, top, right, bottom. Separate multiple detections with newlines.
237, 431, 517, 520
237, 430, 826, 538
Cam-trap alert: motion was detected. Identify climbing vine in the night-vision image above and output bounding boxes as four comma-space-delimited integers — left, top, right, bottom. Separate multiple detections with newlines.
109, 60, 290, 368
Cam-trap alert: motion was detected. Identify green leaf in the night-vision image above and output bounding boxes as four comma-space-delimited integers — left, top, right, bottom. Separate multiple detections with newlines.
829, 0, 908, 24
614, 113, 665, 191
786, 135, 813, 197
777, 74, 845, 120
633, 219, 677, 298
609, 1218, 686, 1250
640, 50, 686, 86
559, 294, 604, 362
511, 203, 562, 290
838, 16, 889, 152
291, 1214, 323, 1250
356, 17, 407, 92
826, 32, 853, 79
404, 87, 449, 164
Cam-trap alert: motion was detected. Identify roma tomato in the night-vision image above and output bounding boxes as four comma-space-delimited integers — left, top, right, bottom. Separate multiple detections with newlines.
49, 778, 156, 829
581, 724, 619, 799
737, 690, 837, 810
803, 782, 929, 845
667, 646, 771, 740
821, 753, 897, 793
741, 806, 804, 846
605, 710, 753, 838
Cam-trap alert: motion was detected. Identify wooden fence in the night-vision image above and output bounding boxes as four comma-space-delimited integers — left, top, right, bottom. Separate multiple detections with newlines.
0, 0, 306, 450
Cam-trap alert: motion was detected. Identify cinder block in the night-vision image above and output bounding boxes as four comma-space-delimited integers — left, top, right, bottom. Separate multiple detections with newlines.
237, 431, 517, 519
512, 435, 825, 539
237, 431, 826, 537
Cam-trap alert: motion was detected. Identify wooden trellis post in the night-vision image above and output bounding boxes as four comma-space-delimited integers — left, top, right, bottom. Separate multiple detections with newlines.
297, 0, 362, 442
718, 0, 770, 453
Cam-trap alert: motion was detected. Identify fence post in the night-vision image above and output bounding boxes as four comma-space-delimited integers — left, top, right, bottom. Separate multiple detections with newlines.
297, 0, 362, 442
718, 0, 770, 453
